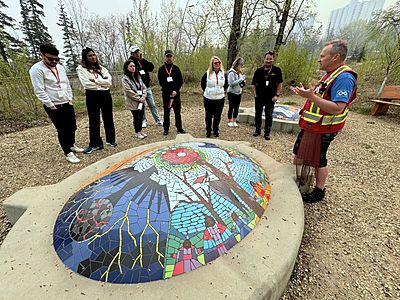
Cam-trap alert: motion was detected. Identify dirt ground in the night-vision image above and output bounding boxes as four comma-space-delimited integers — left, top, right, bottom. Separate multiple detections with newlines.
0, 96, 399, 299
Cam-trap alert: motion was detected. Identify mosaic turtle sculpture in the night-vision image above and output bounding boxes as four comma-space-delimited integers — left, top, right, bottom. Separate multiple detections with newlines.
54, 142, 270, 283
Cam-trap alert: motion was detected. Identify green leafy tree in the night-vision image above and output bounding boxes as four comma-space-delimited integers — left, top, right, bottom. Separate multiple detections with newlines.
57, 0, 78, 70
19, 0, 53, 60
0, 0, 23, 62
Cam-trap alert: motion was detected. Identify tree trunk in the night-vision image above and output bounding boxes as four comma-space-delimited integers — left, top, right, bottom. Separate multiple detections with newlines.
202, 161, 265, 218
274, 0, 293, 55
227, 0, 244, 68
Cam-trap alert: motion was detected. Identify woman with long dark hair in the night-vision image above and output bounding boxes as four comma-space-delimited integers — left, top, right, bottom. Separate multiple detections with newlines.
122, 60, 148, 139
76, 47, 116, 154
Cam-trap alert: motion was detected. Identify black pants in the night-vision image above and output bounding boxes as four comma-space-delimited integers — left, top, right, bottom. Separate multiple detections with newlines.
227, 92, 241, 119
44, 103, 77, 155
130, 109, 144, 133
255, 97, 275, 135
85, 89, 116, 147
162, 93, 183, 132
204, 97, 224, 133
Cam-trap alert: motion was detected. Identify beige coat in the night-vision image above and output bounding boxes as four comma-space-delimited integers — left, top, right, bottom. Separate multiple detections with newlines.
122, 75, 147, 111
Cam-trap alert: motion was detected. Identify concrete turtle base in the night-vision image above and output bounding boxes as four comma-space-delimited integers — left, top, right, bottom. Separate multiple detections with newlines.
1, 134, 303, 300
238, 106, 301, 134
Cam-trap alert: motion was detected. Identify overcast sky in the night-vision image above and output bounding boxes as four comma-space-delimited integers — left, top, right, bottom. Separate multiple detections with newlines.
4, 0, 397, 51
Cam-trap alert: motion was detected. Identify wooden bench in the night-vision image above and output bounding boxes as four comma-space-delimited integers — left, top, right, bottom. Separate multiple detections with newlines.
371, 85, 400, 116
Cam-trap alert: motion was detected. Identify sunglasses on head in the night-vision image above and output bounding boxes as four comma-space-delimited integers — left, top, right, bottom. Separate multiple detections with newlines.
44, 55, 60, 62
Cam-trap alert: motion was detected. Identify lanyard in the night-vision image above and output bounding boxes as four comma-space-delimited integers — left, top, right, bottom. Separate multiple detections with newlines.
46, 65, 60, 84
264, 66, 272, 81
215, 71, 219, 85
137, 60, 142, 70
164, 64, 173, 77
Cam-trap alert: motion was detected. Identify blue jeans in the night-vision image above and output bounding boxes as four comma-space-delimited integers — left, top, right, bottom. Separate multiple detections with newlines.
142, 87, 161, 123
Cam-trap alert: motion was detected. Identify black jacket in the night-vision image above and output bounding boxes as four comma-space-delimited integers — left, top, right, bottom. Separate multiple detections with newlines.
157, 63, 183, 97
128, 56, 154, 88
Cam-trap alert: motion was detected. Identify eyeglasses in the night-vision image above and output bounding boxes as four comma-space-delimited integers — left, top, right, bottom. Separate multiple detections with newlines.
44, 55, 60, 62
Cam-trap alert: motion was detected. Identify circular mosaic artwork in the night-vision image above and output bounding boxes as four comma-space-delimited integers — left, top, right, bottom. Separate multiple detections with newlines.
272, 104, 300, 121
53, 142, 270, 283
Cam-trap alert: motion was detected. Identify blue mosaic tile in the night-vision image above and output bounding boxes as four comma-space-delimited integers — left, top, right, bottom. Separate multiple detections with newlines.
54, 142, 271, 283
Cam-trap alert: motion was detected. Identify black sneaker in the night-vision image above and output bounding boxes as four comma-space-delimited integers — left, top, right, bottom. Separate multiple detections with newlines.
253, 131, 261, 137
302, 187, 326, 203
163, 131, 169, 136
83, 146, 101, 154
214, 132, 219, 137
264, 135, 271, 140
206, 131, 211, 138
177, 129, 186, 134
106, 142, 117, 147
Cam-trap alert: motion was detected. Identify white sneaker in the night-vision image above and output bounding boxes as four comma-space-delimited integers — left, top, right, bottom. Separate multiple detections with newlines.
142, 120, 147, 128
70, 144, 84, 153
65, 152, 80, 163
228, 122, 234, 127
140, 131, 148, 137
233, 122, 238, 127
136, 132, 145, 139
156, 121, 163, 126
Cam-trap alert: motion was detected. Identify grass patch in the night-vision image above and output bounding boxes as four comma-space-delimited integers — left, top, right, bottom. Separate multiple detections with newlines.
353, 105, 371, 115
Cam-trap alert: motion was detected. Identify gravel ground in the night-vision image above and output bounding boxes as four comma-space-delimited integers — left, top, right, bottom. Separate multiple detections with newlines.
0, 98, 399, 299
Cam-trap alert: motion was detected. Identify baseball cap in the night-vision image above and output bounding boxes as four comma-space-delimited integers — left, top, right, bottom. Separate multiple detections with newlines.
129, 46, 140, 53
164, 49, 173, 56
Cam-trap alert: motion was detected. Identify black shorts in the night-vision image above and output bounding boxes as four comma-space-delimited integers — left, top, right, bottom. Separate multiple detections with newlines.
293, 130, 337, 168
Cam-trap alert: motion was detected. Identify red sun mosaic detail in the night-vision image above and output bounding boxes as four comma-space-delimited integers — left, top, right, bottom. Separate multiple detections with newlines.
161, 148, 202, 165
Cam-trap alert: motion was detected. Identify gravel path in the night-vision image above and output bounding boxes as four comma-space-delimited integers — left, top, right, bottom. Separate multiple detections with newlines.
0, 100, 398, 299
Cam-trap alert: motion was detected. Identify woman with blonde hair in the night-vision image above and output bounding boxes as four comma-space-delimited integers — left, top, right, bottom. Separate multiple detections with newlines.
200, 56, 228, 137
227, 57, 245, 127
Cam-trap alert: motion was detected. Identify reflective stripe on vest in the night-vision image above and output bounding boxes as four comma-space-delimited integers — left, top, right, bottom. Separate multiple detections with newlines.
321, 108, 349, 125
303, 65, 354, 125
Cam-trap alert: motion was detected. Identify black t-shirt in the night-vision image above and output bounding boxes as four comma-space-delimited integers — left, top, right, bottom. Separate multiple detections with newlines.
251, 65, 283, 97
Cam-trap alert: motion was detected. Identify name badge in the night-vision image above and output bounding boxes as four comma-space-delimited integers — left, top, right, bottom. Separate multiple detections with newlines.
266, 81, 269, 86
167, 76, 173, 82
58, 91, 67, 99
137, 90, 143, 96
139, 70, 145, 75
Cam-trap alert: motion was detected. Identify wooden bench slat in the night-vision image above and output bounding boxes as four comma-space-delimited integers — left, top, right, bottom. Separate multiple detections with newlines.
371, 85, 400, 115
380, 86, 400, 99
370, 99, 400, 106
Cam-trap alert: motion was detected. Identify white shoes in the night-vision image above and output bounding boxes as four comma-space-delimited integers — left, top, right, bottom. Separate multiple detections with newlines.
142, 120, 147, 128
156, 121, 163, 126
140, 131, 148, 137
65, 152, 80, 163
228, 122, 234, 127
136, 132, 146, 139
70, 144, 84, 153
233, 122, 238, 127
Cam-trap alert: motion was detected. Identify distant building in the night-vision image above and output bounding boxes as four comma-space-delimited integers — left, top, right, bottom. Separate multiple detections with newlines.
326, 0, 385, 37
291, 16, 315, 40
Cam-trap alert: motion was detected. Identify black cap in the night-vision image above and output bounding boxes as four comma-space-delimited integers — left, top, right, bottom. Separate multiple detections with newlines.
164, 49, 173, 56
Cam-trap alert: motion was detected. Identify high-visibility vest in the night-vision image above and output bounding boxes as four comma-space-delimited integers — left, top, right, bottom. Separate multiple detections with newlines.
299, 65, 357, 133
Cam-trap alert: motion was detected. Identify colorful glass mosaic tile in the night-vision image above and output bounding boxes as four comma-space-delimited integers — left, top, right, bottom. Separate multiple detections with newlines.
53, 142, 271, 283
272, 104, 300, 121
